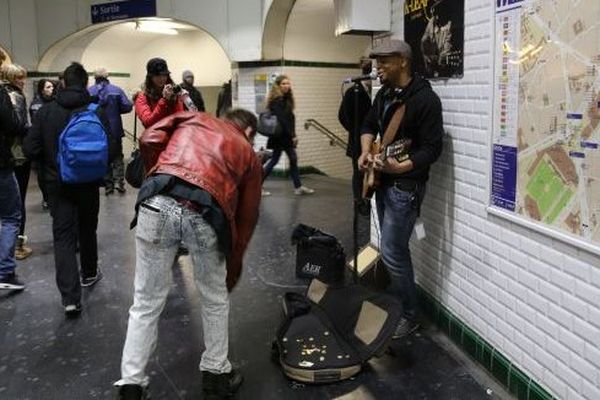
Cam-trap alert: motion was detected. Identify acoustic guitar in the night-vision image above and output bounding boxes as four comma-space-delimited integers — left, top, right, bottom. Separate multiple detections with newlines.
362, 138, 412, 200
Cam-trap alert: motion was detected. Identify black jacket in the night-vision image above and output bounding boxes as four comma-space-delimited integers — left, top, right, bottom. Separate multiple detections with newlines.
361, 75, 443, 183
0, 85, 21, 170
216, 81, 232, 117
180, 82, 205, 112
267, 96, 295, 150
338, 84, 372, 158
23, 87, 115, 188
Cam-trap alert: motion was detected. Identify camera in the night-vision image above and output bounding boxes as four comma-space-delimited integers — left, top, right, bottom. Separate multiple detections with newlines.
171, 84, 182, 94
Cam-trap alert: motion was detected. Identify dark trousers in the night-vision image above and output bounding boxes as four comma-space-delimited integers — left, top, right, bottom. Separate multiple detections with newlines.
351, 157, 363, 201
47, 184, 100, 305
263, 146, 302, 188
13, 162, 31, 237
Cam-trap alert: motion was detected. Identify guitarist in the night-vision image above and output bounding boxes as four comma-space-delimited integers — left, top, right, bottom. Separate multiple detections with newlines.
358, 40, 444, 339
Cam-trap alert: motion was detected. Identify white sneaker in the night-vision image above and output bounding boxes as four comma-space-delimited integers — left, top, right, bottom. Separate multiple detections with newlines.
294, 186, 315, 195
262, 189, 271, 196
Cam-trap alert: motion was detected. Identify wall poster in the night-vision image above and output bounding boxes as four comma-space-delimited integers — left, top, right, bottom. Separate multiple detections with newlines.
492, 0, 600, 249
404, 0, 464, 79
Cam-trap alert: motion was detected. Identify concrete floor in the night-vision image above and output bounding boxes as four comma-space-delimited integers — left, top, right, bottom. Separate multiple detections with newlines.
0, 175, 510, 399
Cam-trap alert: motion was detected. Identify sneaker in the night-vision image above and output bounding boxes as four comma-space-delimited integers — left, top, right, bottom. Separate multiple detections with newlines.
392, 317, 420, 339
15, 245, 33, 260
105, 187, 114, 196
202, 369, 243, 399
177, 247, 189, 257
81, 270, 103, 287
294, 186, 315, 195
116, 384, 148, 400
0, 274, 25, 290
261, 189, 271, 196
64, 303, 82, 318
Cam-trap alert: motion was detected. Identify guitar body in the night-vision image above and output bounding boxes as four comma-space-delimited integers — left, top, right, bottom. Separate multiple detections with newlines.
361, 138, 412, 201
362, 141, 382, 200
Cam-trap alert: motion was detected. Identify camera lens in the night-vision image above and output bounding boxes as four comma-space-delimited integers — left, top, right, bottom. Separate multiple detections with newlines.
172, 84, 182, 94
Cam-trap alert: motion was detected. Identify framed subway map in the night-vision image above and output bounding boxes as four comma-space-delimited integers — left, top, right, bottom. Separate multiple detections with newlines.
491, 0, 600, 252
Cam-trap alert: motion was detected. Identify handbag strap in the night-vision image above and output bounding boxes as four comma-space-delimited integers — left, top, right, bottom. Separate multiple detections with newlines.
381, 103, 406, 148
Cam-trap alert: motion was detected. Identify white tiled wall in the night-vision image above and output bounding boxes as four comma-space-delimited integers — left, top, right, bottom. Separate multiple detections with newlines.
234, 66, 358, 179
387, 1, 600, 399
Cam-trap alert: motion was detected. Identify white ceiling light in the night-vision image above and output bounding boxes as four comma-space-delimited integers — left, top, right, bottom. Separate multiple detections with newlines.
134, 20, 178, 35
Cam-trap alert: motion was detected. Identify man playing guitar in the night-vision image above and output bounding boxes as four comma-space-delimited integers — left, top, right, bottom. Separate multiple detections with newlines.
358, 40, 444, 339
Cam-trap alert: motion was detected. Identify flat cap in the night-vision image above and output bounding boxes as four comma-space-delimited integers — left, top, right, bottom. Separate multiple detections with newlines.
369, 39, 412, 60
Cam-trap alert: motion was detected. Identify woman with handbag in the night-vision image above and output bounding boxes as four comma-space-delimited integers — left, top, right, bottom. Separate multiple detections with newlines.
1, 64, 32, 260
262, 75, 314, 196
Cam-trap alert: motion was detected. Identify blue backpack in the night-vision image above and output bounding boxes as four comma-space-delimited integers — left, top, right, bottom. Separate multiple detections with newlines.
57, 103, 109, 184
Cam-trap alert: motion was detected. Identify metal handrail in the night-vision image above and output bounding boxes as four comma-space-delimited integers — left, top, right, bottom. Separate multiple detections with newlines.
304, 119, 347, 150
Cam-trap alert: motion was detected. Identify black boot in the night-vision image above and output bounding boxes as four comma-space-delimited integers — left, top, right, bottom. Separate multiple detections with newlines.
116, 384, 148, 400
202, 369, 243, 399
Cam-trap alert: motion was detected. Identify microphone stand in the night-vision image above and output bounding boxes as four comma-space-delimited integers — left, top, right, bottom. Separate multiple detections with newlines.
352, 80, 361, 284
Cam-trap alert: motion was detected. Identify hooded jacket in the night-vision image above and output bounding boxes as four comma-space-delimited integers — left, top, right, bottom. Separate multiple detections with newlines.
0, 84, 21, 170
361, 74, 444, 183
140, 112, 262, 290
23, 87, 115, 187
88, 78, 133, 138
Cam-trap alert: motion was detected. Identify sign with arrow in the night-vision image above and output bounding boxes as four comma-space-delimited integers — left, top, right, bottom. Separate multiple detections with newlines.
91, 0, 156, 24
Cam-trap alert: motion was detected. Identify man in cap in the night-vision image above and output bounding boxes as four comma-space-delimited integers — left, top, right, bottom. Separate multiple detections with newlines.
89, 67, 133, 195
180, 70, 206, 112
358, 40, 444, 338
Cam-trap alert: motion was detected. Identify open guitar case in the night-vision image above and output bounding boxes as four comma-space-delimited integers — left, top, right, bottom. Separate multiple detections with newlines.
272, 279, 402, 384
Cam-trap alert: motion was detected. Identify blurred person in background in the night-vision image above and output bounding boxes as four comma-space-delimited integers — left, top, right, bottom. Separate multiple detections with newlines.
29, 78, 55, 210
89, 67, 133, 195
1, 63, 32, 260
180, 69, 205, 112
261, 75, 314, 196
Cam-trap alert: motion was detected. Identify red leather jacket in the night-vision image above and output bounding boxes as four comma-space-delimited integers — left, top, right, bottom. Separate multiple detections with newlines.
135, 92, 185, 128
140, 112, 262, 290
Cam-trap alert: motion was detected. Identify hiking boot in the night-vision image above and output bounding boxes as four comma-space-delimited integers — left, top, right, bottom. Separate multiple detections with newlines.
294, 186, 315, 195
202, 369, 243, 399
64, 303, 82, 318
0, 274, 25, 290
392, 317, 420, 339
81, 270, 103, 287
116, 384, 148, 400
15, 245, 33, 260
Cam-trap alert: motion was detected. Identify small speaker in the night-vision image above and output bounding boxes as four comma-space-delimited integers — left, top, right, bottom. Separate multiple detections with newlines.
347, 244, 390, 290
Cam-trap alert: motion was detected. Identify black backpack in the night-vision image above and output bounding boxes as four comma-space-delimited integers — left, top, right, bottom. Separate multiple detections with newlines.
272, 279, 401, 384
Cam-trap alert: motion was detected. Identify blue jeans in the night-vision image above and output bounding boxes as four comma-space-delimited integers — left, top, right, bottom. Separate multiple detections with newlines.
376, 183, 425, 321
0, 170, 22, 278
117, 195, 231, 387
263, 147, 302, 188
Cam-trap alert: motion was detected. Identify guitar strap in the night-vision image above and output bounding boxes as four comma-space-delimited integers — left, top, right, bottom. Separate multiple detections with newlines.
381, 102, 406, 148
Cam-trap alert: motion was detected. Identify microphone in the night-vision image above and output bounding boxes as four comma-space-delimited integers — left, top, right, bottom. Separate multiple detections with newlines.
342, 69, 378, 84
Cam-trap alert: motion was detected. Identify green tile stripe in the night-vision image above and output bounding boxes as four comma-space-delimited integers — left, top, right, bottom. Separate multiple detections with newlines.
233, 59, 359, 69
269, 166, 325, 178
416, 287, 558, 400
27, 71, 131, 78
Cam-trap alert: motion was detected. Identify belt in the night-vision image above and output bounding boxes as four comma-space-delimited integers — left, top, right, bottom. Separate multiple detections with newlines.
392, 179, 419, 192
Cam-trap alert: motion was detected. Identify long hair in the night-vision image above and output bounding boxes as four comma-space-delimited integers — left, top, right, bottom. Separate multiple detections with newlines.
266, 75, 294, 110
36, 79, 55, 99
142, 74, 174, 103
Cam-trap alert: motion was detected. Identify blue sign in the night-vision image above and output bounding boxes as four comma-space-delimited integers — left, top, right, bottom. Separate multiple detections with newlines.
581, 141, 598, 149
491, 144, 517, 211
496, 0, 524, 13
91, 0, 156, 24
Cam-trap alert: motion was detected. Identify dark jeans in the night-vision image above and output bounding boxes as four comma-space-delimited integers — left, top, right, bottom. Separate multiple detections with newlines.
14, 162, 31, 237
47, 184, 100, 305
105, 139, 124, 189
375, 183, 425, 321
262, 146, 302, 188
0, 170, 21, 278
351, 157, 363, 201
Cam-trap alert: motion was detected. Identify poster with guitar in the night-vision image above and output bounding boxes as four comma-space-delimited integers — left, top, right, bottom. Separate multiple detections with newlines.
404, 0, 464, 79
